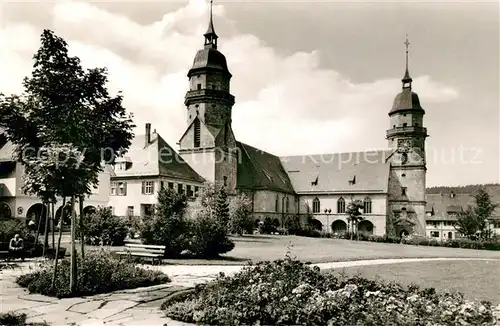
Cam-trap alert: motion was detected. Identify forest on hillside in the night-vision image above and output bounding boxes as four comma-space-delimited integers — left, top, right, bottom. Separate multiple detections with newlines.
426, 183, 500, 194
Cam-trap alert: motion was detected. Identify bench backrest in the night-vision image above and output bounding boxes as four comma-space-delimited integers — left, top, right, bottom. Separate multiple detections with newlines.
124, 243, 166, 255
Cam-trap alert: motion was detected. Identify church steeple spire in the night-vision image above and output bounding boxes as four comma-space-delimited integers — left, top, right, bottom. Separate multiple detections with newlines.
204, 0, 218, 49
402, 34, 412, 89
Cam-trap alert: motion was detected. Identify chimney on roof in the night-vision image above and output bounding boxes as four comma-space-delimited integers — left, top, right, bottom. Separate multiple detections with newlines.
145, 123, 151, 147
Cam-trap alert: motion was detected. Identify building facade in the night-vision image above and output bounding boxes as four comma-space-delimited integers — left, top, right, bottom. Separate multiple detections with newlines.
1, 5, 440, 238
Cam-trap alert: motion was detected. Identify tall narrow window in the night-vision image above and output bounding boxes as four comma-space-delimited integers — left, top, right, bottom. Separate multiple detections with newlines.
402, 187, 407, 196
141, 181, 154, 195
177, 183, 183, 194
285, 197, 289, 213
194, 118, 201, 148
312, 197, 320, 213
223, 176, 227, 187
363, 197, 372, 214
224, 124, 229, 145
275, 196, 279, 212
337, 197, 346, 214
197, 83, 201, 90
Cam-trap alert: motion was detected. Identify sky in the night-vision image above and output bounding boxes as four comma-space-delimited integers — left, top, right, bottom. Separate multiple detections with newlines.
0, 0, 498, 187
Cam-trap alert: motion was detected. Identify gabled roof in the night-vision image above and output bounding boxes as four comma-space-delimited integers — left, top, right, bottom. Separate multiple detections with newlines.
280, 150, 392, 194
425, 185, 500, 221
236, 142, 295, 194
112, 133, 204, 183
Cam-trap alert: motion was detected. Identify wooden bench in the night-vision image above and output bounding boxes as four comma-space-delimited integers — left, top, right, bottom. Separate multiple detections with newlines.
116, 243, 165, 265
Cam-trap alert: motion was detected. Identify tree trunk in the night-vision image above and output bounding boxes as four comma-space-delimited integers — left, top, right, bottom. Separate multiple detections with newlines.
70, 195, 77, 293
43, 203, 50, 257
51, 202, 55, 250
79, 195, 85, 260
51, 196, 66, 291
33, 205, 45, 255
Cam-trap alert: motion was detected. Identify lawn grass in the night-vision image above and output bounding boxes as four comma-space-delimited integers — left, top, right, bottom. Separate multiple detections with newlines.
67, 234, 500, 265
326, 260, 500, 304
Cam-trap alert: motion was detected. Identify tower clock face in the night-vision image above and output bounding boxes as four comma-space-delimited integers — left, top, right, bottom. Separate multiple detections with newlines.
397, 139, 412, 152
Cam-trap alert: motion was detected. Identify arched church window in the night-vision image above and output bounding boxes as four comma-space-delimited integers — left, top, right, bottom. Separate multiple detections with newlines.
312, 197, 320, 213
194, 119, 200, 148
337, 197, 345, 214
363, 197, 372, 214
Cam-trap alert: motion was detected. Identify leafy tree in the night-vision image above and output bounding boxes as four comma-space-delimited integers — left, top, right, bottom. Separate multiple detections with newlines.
80, 206, 128, 246
0, 29, 134, 293
229, 194, 253, 235
454, 206, 481, 240
284, 215, 302, 235
140, 188, 189, 257
346, 199, 364, 240
188, 183, 235, 257
455, 187, 498, 239
188, 209, 235, 258
215, 187, 230, 231
473, 187, 497, 239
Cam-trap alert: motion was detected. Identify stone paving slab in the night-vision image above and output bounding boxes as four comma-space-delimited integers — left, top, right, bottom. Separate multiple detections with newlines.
86, 300, 137, 320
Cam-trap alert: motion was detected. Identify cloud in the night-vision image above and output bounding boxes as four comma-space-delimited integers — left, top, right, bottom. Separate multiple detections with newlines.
0, 0, 459, 156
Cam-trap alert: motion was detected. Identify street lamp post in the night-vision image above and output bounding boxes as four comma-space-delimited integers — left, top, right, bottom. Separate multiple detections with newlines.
324, 208, 332, 233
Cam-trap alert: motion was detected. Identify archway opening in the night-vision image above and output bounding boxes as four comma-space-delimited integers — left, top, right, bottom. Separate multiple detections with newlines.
0, 202, 12, 219
358, 220, 374, 235
399, 229, 410, 237
54, 204, 72, 230
310, 219, 323, 231
26, 203, 48, 232
82, 206, 97, 217
331, 220, 347, 234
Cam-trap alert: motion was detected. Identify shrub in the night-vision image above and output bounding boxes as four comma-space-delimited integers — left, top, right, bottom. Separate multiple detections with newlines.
16, 250, 170, 298
80, 207, 128, 246
259, 216, 279, 234
187, 209, 235, 258
284, 215, 302, 235
162, 257, 496, 325
229, 194, 253, 235
140, 188, 190, 257
0, 311, 49, 326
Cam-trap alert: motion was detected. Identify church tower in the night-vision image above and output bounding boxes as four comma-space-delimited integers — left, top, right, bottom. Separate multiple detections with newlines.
178, 0, 238, 194
386, 36, 429, 236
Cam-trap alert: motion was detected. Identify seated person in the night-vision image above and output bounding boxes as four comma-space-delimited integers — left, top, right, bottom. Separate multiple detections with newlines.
8, 234, 25, 261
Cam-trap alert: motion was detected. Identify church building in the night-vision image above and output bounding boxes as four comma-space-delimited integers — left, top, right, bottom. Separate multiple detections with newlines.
0, 4, 430, 238
172, 4, 428, 237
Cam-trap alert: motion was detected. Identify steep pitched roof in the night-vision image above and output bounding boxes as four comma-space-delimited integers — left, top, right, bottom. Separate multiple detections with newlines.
280, 150, 392, 194
425, 185, 500, 221
236, 142, 295, 194
112, 133, 204, 183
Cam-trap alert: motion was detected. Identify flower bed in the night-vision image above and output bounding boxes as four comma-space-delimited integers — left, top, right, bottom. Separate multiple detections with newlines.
17, 250, 170, 298
0, 312, 49, 326
162, 257, 496, 325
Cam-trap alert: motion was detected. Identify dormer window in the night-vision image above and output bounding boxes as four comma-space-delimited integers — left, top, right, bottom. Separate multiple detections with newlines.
348, 175, 356, 185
